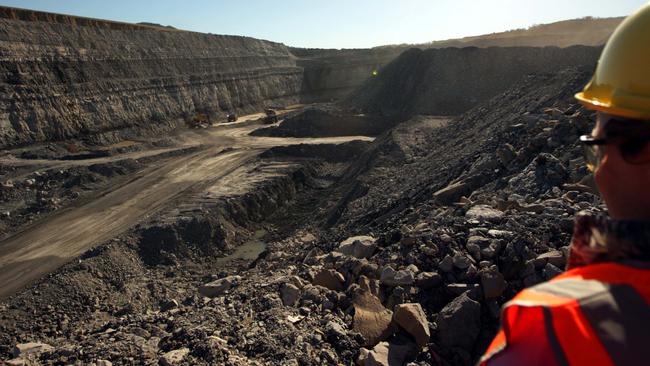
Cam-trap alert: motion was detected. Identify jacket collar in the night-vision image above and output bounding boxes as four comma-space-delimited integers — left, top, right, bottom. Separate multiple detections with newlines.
567, 212, 650, 270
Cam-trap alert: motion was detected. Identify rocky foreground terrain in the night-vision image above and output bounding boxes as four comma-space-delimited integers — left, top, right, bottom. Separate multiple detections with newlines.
0, 6, 610, 366
0, 63, 601, 365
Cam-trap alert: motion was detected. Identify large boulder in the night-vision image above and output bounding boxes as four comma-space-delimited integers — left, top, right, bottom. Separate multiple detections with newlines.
533, 250, 566, 269
160, 348, 190, 366
12, 342, 54, 358
313, 269, 345, 291
392, 303, 430, 347
380, 266, 414, 287
433, 181, 470, 206
436, 292, 481, 349
199, 275, 241, 298
280, 283, 301, 306
480, 266, 506, 299
353, 290, 396, 346
415, 272, 442, 289
336, 235, 377, 259
465, 205, 504, 222
361, 341, 418, 366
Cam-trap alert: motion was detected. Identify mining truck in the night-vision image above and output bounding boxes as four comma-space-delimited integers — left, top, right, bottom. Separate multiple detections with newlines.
188, 113, 210, 128
263, 108, 278, 124
227, 113, 237, 122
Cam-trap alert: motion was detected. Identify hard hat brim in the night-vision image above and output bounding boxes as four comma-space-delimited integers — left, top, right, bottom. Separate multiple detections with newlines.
575, 92, 650, 120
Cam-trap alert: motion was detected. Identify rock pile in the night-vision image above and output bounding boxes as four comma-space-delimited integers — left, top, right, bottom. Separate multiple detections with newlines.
317, 67, 604, 364
0, 159, 143, 238
0, 67, 605, 366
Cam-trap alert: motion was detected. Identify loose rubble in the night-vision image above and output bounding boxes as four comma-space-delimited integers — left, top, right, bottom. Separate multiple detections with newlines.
0, 67, 603, 366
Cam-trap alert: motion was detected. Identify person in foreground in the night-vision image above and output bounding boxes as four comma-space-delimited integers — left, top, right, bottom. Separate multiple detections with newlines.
480, 4, 650, 366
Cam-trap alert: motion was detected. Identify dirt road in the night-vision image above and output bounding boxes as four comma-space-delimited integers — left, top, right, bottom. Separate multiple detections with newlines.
0, 111, 373, 298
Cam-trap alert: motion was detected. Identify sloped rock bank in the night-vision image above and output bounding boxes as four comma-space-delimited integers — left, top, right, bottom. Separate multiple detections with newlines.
0, 7, 302, 148
315, 67, 603, 364
291, 47, 404, 103
260, 141, 370, 162
346, 46, 601, 117
252, 108, 395, 138
337, 67, 597, 229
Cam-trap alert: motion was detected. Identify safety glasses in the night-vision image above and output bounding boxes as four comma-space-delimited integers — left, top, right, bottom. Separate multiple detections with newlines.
579, 116, 650, 172
579, 135, 606, 172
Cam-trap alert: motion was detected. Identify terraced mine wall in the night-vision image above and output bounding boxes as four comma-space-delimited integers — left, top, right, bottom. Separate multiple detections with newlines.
346, 45, 602, 117
0, 6, 604, 150
0, 8, 303, 148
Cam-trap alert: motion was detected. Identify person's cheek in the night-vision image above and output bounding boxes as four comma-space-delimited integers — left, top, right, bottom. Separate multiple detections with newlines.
594, 153, 613, 199
594, 164, 605, 195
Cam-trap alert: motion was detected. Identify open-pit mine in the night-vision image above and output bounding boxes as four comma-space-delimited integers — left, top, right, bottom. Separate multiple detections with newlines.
0, 5, 624, 366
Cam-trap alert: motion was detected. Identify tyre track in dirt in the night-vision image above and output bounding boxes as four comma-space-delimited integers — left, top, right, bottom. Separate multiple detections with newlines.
0, 148, 256, 298
0, 110, 374, 298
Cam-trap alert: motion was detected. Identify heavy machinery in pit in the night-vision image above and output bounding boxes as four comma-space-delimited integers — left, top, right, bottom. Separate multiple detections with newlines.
263, 108, 278, 124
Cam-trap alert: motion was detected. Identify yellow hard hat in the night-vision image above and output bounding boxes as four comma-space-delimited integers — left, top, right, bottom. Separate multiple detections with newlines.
576, 3, 650, 119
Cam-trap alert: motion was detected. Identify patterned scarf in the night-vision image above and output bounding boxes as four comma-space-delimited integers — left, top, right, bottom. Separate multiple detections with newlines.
567, 212, 650, 270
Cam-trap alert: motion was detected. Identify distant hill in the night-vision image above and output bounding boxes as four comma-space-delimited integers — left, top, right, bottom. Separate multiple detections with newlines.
376, 17, 624, 50
292, 16, 621, 102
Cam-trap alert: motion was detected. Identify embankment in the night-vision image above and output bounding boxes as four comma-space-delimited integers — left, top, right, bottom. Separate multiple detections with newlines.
345, 46, 602, 117
251, 108, 394, 138
290, 47, 404, 103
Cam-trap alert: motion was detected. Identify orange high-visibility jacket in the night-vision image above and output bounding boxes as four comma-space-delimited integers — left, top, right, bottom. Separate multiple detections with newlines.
480, 262, 650, 366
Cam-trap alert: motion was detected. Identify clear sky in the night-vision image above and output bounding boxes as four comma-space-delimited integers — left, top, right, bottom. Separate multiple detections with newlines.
0, 0, 646, 48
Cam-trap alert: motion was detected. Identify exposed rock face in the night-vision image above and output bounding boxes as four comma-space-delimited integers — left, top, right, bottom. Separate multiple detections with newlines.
0, 9, 302, 148
346, 46, 601, 117
0, 7, 616, 366
251, 108, 394, 138
290, 17, 620, 104
290, 47, 402, 102
0, 6, 606, 152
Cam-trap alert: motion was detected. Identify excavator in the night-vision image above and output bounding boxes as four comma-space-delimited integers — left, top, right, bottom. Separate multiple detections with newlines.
187, 113, 210, 128
263, 108, 278, 124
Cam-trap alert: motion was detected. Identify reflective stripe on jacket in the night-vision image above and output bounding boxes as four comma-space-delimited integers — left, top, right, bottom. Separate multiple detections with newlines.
480, 262, 650, 366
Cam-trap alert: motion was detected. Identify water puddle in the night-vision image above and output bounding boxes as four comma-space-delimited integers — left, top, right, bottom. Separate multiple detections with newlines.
215, 229, 267, 265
